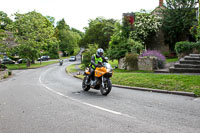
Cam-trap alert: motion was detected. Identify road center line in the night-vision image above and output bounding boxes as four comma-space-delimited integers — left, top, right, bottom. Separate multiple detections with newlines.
39, 68, 136, 119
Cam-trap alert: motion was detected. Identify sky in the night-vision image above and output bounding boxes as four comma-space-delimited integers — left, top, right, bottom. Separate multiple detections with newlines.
0, 0, 162, 31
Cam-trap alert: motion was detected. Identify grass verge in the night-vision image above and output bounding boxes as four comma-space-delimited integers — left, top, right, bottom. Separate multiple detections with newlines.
6, 61, 58, 70
66, 64, 78, 73
67, 63, 200, 96
112, 73, 200, 96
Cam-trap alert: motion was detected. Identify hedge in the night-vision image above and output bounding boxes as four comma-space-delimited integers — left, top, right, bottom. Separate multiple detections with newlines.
175, 41, 200, 57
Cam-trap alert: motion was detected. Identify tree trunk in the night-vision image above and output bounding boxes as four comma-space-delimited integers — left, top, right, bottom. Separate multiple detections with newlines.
26, 61, 31, 67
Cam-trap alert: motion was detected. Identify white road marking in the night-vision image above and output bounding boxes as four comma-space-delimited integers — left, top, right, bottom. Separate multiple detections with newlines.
39, 68, 135, 119
194, 98, 200, 101
15, 71, 25, 75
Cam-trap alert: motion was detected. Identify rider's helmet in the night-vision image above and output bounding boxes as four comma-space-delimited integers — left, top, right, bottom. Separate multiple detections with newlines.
96, 48, 104, 57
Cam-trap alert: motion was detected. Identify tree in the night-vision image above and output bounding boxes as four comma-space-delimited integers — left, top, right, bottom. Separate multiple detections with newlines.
0, 11, 12, 30
107, 11, 158, 60
162, 0, 197, 50
56, 19, 81, 55
0, 11, 12, 55
46, 16, 55, 26
0, 30, 7, 55
129, 11, 162, 47
79, 17, 116, 50
107, 22, 129, 60
56, 18, 70, 31
9, 11, 58, 67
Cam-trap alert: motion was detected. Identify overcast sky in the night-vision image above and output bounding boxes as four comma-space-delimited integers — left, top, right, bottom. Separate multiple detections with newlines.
0, 0, 163, 31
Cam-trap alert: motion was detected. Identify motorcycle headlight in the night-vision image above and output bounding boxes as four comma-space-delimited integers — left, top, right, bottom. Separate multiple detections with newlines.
106, 69, 112, 73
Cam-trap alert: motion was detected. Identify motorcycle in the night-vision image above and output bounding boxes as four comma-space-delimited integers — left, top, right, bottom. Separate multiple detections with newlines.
59, 59, 63, 66
82, 62, 113, 95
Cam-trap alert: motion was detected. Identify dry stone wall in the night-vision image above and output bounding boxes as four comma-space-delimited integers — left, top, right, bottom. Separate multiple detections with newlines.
138, 57, 158, 71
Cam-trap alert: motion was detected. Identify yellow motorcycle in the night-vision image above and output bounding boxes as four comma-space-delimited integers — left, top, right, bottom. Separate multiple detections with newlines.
82, 62, 113, 95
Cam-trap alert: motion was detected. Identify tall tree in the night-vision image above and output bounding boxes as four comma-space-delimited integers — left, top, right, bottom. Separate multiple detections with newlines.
79, 17, 116, 50
56, 19, 81, 55
56, 18, 70, 31
9, 11, 58, 66
162, 0, 197, 50
0, 11, 12, 54
0, 11, 12, 30
46, 16, 55, 26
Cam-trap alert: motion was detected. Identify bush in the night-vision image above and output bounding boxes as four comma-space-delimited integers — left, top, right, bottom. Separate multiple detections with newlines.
175, 41, 200, 57
8, 70, 12, 75
129, 39, 144, 54
82, 44, 98, 68
140, 50, 166, 69
0, 64, 7, 70
125, 53, 138, 70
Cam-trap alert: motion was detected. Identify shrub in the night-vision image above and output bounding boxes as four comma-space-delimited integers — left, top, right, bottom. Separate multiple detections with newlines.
175, 41, 200, 57
8, 70, 12, 75
82, 44, 98, 68
140, 50, 166, 69
0, 64, 7, 70
125, 53, 138, 70
129, 39, 144, 54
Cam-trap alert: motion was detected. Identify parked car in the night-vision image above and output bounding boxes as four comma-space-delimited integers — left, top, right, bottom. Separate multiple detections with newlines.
2, 58, 15, 64
69, 56, 76, 61
17, 58, 27, 64
37, 56, 50, 61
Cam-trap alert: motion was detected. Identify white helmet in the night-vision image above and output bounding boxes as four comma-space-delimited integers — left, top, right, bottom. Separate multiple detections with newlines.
96, 48, 104, 57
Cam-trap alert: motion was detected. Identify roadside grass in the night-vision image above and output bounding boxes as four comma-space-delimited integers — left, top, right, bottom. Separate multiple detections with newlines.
66, 64, 78, 73
111, 73, 200, 96
6, 61, 58, 70
67, 61, 200, 96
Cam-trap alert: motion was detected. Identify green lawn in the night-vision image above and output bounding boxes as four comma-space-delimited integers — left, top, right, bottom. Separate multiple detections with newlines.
111, 72, 200, 96
66, 60, 200, 96
166, 57, 178, 63
6, 61, 58, 70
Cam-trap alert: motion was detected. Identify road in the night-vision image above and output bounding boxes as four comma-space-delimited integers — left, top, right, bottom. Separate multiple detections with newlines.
0, 55, 200, 133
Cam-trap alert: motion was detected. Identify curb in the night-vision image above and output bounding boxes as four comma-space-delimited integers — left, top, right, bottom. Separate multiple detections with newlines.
66, 66, 196, 97
112, 84, 195, 97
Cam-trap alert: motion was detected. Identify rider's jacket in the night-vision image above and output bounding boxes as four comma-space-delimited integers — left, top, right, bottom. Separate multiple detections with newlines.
90, 54, 104, 69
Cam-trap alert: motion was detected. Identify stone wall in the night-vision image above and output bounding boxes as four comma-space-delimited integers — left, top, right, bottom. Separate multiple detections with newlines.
0, 70, 8, 80
118, 57, 126, 69
138, 57, 158, 71
118, 57, 159, 71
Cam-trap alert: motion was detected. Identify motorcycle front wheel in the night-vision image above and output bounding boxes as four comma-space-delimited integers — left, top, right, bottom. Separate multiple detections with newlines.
82, 77, 90, 91
100, 79, 112, 96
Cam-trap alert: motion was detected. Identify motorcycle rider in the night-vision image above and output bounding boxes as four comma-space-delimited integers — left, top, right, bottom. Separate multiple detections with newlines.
59, 59, 63, 66
86, 48, 107, 85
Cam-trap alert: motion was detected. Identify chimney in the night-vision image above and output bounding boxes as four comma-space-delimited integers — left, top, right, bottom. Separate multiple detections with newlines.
159, 0, 163, 7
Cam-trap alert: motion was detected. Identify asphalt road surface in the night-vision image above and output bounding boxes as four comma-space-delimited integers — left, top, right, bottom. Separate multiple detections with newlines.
0, 56, 200, 133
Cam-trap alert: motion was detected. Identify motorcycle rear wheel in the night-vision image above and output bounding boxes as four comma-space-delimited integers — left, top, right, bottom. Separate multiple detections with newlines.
100, 79, 112, 96
82, 77, 90, 91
